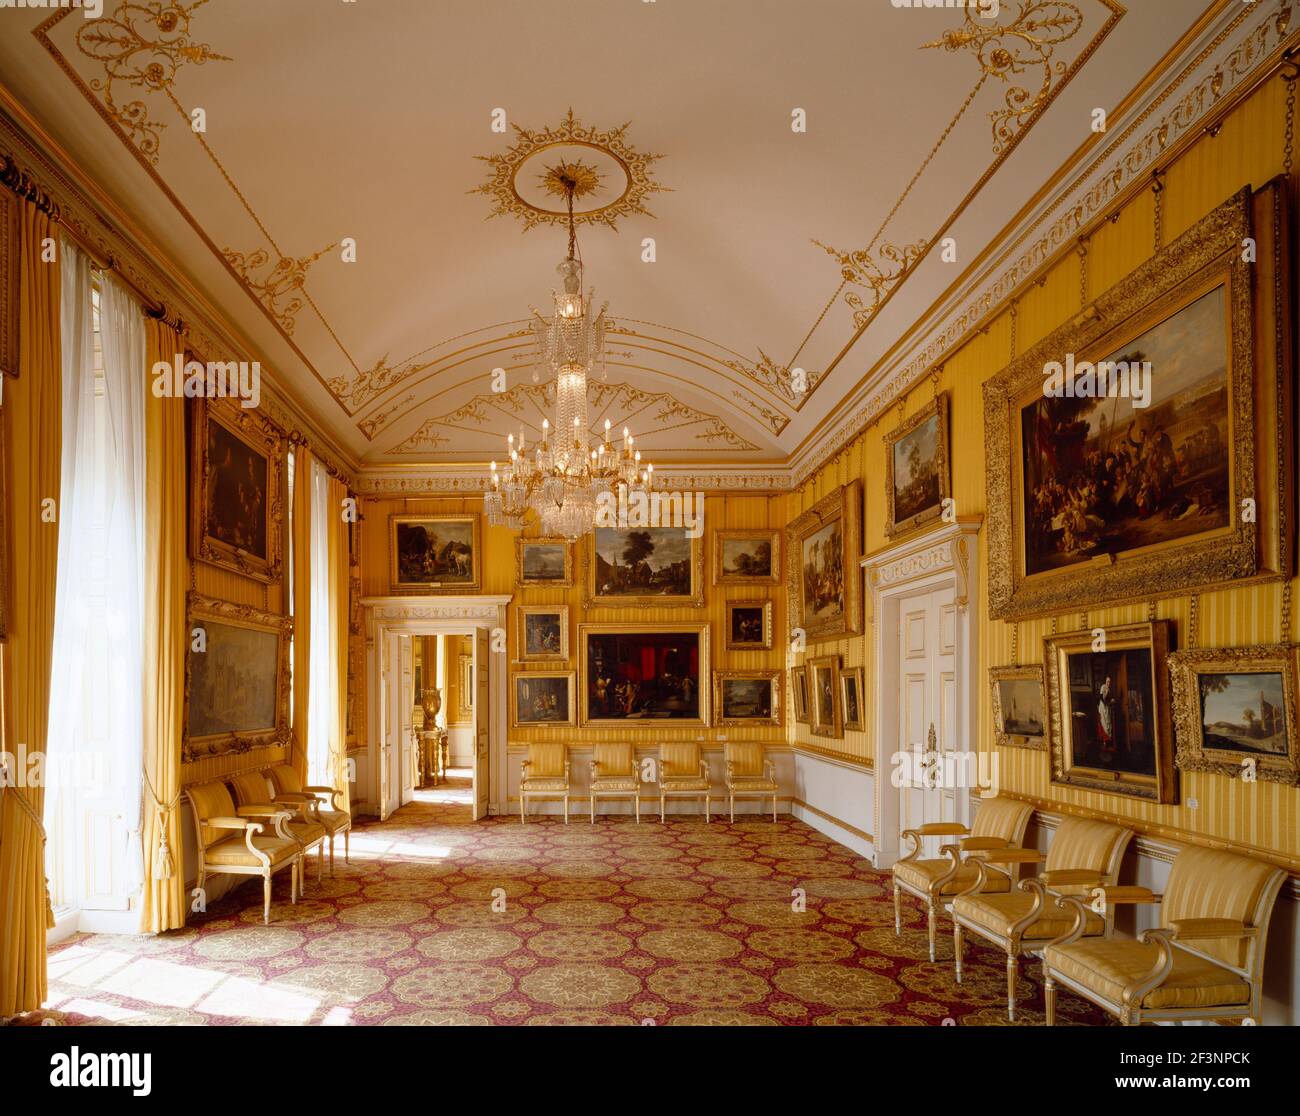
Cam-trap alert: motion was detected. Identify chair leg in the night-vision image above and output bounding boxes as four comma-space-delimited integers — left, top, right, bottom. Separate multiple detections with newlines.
263, 874, 272, 924
329, 833, 336, 877
344, 828, 349, 863
772, 793, 777, 823
318, 841, 324, 883
893, 884, 902, 935
634, 794, 640, 824
563, 795, 569, 825
1006, 954, 1018, 1022
1044, 976, 1057, 1026
953, 923, 964, 983
704, 794, 710, 824
729, 792, 734, 824
927, 899, 938, 962
520, 793, 526, 824
590, 795, 595, 824
660, 794, 665, 823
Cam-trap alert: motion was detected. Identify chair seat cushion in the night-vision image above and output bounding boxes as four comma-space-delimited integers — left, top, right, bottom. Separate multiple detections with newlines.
661, 778, 710, 792
205, 833, 299, 867
729, 778, 778, 792
894, 858, 1010, 896
1044, 939, 1251, 1011
522, 778, 569, 791
954, 892, 1103, 941
316, 809, 350, 833
591, 777, 639, 792
288, 820, 327, 845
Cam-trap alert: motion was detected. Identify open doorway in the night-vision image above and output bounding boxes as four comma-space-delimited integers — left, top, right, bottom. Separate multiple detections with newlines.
406, 633, 475, 815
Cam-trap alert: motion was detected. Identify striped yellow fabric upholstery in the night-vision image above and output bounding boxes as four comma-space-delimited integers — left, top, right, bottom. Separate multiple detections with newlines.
593, 743, 634, 778
956, 891, 1104, 940
1045, 817, 1130, 883
895, 859, 1010, 895
970, 797, 1033, 844
526, 742, 567, 779
269, 765, 303, 795
724, 741, 765, 778
1046, 939, 1250, 1010
660, 742, 702, 779
230, 771, 274, 808
188, 781, 237, 849
1162, 847, 1285, 969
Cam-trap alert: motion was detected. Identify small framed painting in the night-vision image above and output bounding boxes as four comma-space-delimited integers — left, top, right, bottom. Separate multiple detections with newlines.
792, 669, 810, 724
840, 666, 865, 732
725, 600, 773, 651
518, 605, 568, 662
808, 654, 842, 739
390, 515, 481, 593
714, 670, 782, 728
511, 671, 575, 727
516, 537, 572, 588
1169, 644, 1299, 785
714, 529, 780, 585
884, 392, 950, 538
989, 664, 1048, 750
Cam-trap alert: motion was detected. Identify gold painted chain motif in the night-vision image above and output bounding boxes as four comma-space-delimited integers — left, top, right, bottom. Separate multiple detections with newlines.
1189, 593, 1199, 650
1283, 581, 1293, 643
1283, 59, 1297, 179
1010, 621, 1018, 666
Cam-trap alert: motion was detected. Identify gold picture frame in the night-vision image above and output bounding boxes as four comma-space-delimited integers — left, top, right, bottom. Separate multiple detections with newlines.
725, 599, 773, 651
183, 592, 292, 763
840, 666, 865, 733
713, 670, 782, 728
1169, 644, 1299, 786
578, 622, 710, 727
714, 528, 780, 585
983, 186, 1291, 621
807, 654, 842, 739
792, 668, 810, 724
511, 670, 575, 728
516, 536, 573, 588
989, 664, 1048, 751
190, 395, 285, 585
518, 604, 569, 663
389, 514, 481, 593
884, 392, 950, 538
583, 526, 704, 609
1044, 621, 1176, 803
787, 479, 863, 644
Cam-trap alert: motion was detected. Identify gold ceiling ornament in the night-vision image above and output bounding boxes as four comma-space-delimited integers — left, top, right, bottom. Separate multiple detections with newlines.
719, 349, 821, 408
223, 242, 335, 335
471, 108, 669, 232
75, 0, 230, 165
813, 237, 929, 330
358, 395, 415, 441
922, 0, 1086, 155
732, 390, 787, 436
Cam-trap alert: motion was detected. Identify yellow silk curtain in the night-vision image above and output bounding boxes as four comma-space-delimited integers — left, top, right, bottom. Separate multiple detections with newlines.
0, 204, 61, 1015
138, 318, 186, 934
326, 476, 351, 813
290, 446, 313, 781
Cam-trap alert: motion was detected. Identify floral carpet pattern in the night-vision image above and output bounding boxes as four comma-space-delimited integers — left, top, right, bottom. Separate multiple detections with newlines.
37, 773, 1106, 1026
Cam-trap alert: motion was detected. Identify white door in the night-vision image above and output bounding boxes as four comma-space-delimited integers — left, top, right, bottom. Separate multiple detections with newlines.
898, 584, 957, 858
472, 627, 490, 820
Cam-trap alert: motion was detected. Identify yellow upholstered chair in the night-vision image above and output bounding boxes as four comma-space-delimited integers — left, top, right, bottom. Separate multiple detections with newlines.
589, 742, 641, 823
951, 816, 1134, 1020
269, 763, 352, 874
186, 779, 300, 924
1042, 845, 1287, 1026
892, 796, 1034, 962
723, 741, 778, 823
520, 742, 571, 823
229, 769, 327, 889
658, 741, 711, 822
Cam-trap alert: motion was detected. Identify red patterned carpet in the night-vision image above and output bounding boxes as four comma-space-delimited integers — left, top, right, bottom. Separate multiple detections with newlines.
36, 772, 1106, 1026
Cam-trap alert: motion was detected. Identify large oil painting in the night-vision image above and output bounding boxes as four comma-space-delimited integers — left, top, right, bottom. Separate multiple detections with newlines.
787, 480, 862, 643
885, 393, 950, 537
586, 526, 703, 607
579, 623, 709, 727
390, 515, 480, 593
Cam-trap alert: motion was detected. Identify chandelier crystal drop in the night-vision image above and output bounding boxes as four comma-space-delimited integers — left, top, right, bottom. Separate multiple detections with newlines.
483, 165, 652, 540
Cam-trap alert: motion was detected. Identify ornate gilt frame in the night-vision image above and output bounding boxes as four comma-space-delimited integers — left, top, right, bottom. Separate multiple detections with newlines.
1044, 620, 1176, 803
840, 666, 865, 733
578, 621, 710, 728
515, 536, 573, 588
807, 654, 842, 739
1169, 644, 1299, 787
989, 664, 1048, 751
792, 668, 810, 725
582, 528, 704, 610
983, 188, 1265, 620
787, 479, 863, 644
884, 391, 950, 539
713, 528, 781, 585
518, 603, 569, 663
183, 592, 292, 763
190, 395, 285, 585
0, 189, 14, 641
389, 513, 482, 594
510, 670, 576, 729
713, 669, 783, 728
725, 599, 773, 651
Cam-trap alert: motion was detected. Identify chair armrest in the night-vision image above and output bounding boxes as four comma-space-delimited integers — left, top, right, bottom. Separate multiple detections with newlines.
589, 760, 600, 778
916, 823, 970, 837
725, 760, 736, 779
977, 847, 1043, 866
960, 836, 1011, 852
1095, 886, 1162, 908
273, 791, 314, 801
699, 760, 709, 779
1040, 869, 1105, 889
1168, 918, 1255, 942
520, 760, 531, 775
564, 759, 571, 781
302, 785, 345, 810
236, 804, 290, 819
765, 759, 776, 780
205, 816, 258, 830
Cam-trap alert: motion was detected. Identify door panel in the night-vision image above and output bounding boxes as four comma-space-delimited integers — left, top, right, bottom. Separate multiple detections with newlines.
473, 627, 490, 820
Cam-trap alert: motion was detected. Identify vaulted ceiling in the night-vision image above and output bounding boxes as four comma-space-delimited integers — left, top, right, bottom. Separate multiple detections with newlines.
0, 0, 1219, 468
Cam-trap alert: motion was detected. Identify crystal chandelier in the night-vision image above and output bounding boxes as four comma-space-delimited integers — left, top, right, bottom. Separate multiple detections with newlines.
484, 164, 652, 540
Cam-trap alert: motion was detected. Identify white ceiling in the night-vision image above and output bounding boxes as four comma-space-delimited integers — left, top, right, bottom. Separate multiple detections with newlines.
0, 0, 1217, 466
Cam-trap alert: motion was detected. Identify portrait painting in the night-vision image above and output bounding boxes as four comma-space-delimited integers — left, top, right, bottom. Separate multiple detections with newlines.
512, 672, 574, 727
1169, 644, 1299, 785
792, 669, 810, 724
841, 667, 864, 732
989, 665, 1047, 750
726, 600, 772, 651
788, 481, 862, 643
390, 515, 480, 593
714, 529, 780, 585
579, 623, 709, 727
808, 654, 842, 739
519, 605, 568, 662
885, 393, 950, 537
516, 537, 572, 587
1045, 621, 1176, 802
714, 670, 781, 728
587, 526, 702, 606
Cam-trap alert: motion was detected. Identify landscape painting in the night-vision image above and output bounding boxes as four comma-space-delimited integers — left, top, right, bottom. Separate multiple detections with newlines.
715, 529, 779, 584
714, 670, 781, 727
990, 665, 1047, 750
589, 526, 700, 606
517, 537, 572, 587
512, 672, 574, 727
579, 624, 708, 726
391, 515, 480, 592
1199, 672, 1287, 755
885, 393, 949, 536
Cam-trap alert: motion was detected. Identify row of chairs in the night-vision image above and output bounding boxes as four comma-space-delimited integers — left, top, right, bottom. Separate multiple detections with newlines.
185, 764, 352, 924
519, 740, 780, 824
891, 797, 1288, 1025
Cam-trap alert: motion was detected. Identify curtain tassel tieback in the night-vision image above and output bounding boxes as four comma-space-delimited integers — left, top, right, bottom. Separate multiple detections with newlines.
152, 806, 175, 881
3, 786, 56, 926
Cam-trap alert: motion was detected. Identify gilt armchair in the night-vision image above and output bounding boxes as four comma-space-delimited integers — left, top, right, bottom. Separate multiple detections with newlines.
230, 770, 327, 890
951, 816, 1134, 1020
268, 763, 352, 874
589, 742, 641, 823
892, 796, 1034, 962
658, 741, 711, 822
1042, 845, 1287, 1026
520, 742, 571, 823
723, 741, 778, 823
186, 780, 300, 924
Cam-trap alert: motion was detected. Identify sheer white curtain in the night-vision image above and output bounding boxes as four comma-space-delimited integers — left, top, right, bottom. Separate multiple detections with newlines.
306, 458, 332, 786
